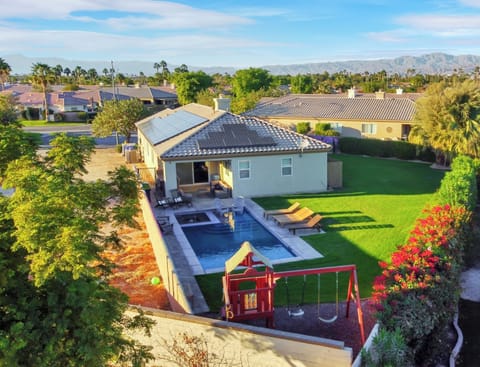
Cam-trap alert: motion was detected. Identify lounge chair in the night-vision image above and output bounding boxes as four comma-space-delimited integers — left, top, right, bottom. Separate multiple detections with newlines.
263, 202, 301, 219
272, 207, 314, 227
285, 214, 323, 235
156, 216, 174, 234
155, 194, 171, 209
170, 189, 193, 208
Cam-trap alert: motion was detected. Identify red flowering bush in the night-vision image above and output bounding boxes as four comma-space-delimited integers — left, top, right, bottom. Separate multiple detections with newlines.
371, 204, 470, 364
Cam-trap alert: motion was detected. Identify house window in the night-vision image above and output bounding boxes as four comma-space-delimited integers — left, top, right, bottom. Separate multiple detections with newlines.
281, 157, 292, 176
362, 123, 377, 134
239, 160, 250, 179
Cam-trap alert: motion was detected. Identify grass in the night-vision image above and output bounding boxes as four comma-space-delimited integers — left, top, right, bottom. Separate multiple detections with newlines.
196, 154, 445, 311
20, 120, 87, 127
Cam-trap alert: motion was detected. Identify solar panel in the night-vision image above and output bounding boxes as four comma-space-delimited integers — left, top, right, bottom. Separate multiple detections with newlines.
141, 110, 208, 145
197, 123, 277, 149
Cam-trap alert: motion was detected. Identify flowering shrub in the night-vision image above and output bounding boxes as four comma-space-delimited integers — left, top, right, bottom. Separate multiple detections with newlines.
371, 204, 470, 364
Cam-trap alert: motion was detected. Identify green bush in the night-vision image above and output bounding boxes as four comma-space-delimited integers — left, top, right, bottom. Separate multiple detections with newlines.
338, 137, 435, 162
77, 111, 88, 122
296, 121, 310, 134
314, 123, 330, 134
436, 155, 479, 211
361, 328, 413, 367
53, 112, 64, 122
115, 144, 123, 153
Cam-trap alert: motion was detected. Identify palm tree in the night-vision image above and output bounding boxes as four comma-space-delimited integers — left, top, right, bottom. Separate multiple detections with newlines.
53, 64, 63, 83
0, 58, 11, 91
64, 67, 71, 80
102, 68, 109, 77
87, 68, 98, 83
153, 62, 161, 74
31, 63, 55, 121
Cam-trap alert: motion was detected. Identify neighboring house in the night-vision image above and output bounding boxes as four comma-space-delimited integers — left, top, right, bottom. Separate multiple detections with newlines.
245, 89, 421, 140
0, 84, 178, 117
136, 102, 331, 199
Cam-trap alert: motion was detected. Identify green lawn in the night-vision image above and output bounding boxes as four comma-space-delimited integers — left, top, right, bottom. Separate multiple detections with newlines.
196, 154, 445, 311
20, 120, 87, 127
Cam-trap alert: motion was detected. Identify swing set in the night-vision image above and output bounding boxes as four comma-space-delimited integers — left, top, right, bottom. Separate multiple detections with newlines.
222, 242, 365, 344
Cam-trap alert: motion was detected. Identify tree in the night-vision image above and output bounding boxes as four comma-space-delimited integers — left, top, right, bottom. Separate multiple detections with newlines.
1, 133, 154, 366
0, 95, 37, 177
174, 64, 189, 74
153, 62, 161, 74
87, 68, 98, 83
409, 80, 480, 163
290, 74, 313, 94
30, 63, 55, 120
63, 67, 71, 79
92, 98, 146, 143
231, 68, 272, 97
173, 71, 213, 105
230, 90, 264, 114
53, 64, 63, 83
0, 57, 11, 91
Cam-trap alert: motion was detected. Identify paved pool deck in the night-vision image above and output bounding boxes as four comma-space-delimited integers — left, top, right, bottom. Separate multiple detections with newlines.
152, 196, 324, 275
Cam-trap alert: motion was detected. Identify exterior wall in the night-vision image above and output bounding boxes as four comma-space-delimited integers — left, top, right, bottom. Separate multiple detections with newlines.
137, 132, 159, 172
231, 152, 328, 198
126, 308, 352, 367
265, 117, 406, 140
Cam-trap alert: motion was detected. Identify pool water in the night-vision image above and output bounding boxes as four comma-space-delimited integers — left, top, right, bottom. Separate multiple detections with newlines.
180, 210, 295, 271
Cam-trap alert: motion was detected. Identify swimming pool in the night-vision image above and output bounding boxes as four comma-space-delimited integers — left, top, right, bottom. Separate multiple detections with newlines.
180, 210, 295, 271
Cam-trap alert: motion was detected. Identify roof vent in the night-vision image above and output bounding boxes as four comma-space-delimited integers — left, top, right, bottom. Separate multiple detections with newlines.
347, 88, 356, 98
396, 88, 403, 95
375, 91, 386, 99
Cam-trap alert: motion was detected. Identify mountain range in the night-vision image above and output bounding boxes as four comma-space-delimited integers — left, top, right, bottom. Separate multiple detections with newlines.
3, 52, 480, 76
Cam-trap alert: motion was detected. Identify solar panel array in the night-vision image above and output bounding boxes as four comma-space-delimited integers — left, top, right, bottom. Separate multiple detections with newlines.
197, 123, 277, 149
141, 110, 207, 145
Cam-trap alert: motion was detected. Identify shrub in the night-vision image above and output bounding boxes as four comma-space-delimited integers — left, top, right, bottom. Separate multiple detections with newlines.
296, 121, 310, 134
77, 111, 88, 122
436, 155, 479, 211
338, 137, 435, 162
53, 112, 64, 122
361, 328, 413, 367
372, 204, 471, 364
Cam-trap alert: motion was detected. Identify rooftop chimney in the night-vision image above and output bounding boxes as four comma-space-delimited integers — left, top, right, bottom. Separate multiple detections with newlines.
375, 90, 386, 99
214, 96, 231, 112
347, 87, 357, 98
396, 88, 403, 95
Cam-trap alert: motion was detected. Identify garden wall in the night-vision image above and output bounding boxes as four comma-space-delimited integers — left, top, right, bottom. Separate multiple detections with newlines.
139, 193, 208, 314
126, 308, 353, 367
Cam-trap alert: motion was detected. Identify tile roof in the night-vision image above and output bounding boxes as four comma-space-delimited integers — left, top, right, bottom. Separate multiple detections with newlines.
160, 107, 331, 160
244, 94, 417, 122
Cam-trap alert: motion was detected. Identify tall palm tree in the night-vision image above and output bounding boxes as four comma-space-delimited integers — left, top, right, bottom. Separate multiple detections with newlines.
64, 67, 71, 80
31, 63, 55, 121
153, 62, 160, 74
0, 58, 11, 91
53, 64, 63, 84
87, 68, 98, 83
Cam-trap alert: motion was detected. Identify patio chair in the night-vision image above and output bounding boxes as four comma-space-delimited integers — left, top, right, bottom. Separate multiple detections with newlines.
155, 194, 171, 209
156, 215, 174, 234
272, 207, 314, 227
232, 196, 245, 214
285, 214, 323, 235
214, 198, 230, 217
263, 202, 301, 219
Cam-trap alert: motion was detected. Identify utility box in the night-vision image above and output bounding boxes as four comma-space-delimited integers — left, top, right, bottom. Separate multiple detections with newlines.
327, 157, 343, 188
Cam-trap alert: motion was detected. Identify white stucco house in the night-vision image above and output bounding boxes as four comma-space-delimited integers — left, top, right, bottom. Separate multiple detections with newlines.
136, 102, 331, 199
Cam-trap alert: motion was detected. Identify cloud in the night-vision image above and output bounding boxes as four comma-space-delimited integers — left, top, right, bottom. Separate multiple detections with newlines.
367, 30, 409, 43
0, 0, 252, 29
459, 0, 480, 7
396, 14, 480, 35
0, 26, 277, 62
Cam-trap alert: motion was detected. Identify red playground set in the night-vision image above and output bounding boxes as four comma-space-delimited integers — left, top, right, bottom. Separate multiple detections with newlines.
222, 241, 366, 344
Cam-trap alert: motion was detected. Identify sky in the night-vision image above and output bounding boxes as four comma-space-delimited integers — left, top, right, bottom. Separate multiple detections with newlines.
1, 0, 480, 69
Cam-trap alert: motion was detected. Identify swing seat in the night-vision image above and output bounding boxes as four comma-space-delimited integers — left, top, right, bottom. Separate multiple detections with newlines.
318, 315, 338, 323
288, 308, 305, 317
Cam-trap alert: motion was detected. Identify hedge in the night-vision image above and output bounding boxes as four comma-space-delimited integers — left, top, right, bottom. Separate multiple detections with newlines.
338, 137, 435, 162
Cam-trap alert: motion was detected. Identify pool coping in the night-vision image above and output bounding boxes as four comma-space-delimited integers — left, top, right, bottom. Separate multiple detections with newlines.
157, 198, 324, 275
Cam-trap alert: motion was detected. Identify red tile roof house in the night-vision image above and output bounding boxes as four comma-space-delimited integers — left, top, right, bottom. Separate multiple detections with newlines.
1, 84, 178, 121
136, 102, 331, 199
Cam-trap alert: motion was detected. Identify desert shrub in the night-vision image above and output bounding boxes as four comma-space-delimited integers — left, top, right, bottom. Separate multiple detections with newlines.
314, 123, 340, 137
296, 121, 310, 134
